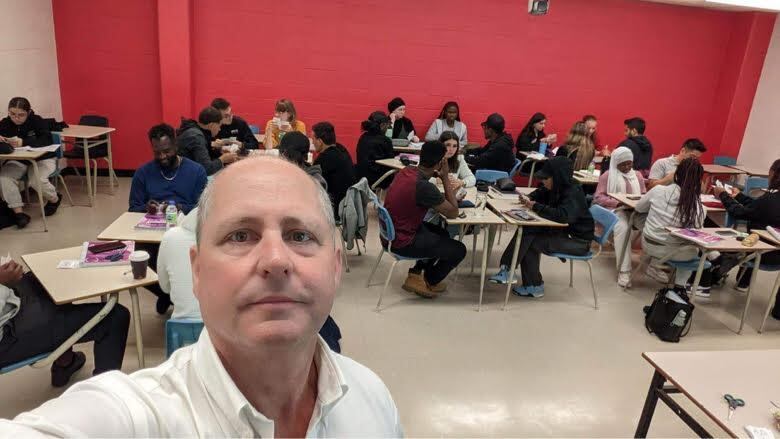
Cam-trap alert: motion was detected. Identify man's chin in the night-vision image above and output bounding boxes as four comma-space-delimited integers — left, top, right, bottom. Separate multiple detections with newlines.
242, 320, 313, 345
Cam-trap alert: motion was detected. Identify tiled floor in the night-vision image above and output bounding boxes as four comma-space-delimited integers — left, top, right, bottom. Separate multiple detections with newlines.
1, 176, 779, 437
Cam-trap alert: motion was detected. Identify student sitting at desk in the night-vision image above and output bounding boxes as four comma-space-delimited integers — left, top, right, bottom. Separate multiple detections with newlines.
635, 158, 707, 290
711, 158, 780, 317
177, 106, 237, 175
489, 157, 594, 298
312, 122, 356, 222
438, 131, 476, 189
0, 97, 62, 229
646, 138, 707, 189
464, 113, 514, 173
211, 97, 259, 150
386, 97, 419, 142
263, 98, 306, 149
384, 141, 465, 298
356, 111, 395, 189
515, 112, 557, 157
555, 121, 596, 171
593, 147, 647, 287
0, 258, 130, 387
618, 117, 653, 177
278, 131, 326, 189
425, 101, 468, 145
130, 123, 208, 314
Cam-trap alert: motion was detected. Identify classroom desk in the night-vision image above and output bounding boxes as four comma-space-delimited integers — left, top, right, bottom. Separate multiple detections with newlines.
55, 125, 116, 207
393, 145, 422, 154
727, 165, 769, 178
671, 227, 776, 334
443, 207, 507, 311
487, 198, 567, 309
517, 151, 548, 187
376, 158, 406, 171
97, 212, 167, 244
22, 246, 158, 368
573, 170, 600, 185
0, 148, 51, 231
702, 164, 745, 190
751, 229, 780, 333
635, 350, 780, 438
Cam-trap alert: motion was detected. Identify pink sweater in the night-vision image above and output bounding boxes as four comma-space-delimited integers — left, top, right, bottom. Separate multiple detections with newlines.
593, 170, 647, 209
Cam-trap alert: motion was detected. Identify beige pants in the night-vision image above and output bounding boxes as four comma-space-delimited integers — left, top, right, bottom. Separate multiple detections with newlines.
0, 159, 58, 209
642, 236, 699, 285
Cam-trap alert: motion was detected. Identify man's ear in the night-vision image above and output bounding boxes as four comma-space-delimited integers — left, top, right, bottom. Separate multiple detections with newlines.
190, 245, 200, 300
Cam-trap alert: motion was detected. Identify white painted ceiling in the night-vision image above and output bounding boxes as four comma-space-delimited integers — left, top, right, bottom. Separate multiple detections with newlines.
641, 0, 779, 12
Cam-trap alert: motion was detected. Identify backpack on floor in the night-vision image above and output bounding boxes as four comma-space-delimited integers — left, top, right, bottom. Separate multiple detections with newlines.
643, 287, 694, 343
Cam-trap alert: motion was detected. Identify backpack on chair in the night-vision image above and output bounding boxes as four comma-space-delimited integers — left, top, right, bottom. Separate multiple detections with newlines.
643, 287, 694, 343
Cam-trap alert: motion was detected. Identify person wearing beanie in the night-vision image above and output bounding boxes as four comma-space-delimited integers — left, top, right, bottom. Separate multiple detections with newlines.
278, 131, 327, 189
386, 97, 419, 142
464, 113, 514, 173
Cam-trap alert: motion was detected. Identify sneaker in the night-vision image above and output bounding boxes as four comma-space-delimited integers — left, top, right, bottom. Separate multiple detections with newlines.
734, 284, 749, 293
512, 284, 545, 298
646, 265, 670, 284
156, 295, 172, 315
402, 273, 437, 299
489, 266, 517, 285
51, 351, 86, 388
618, 271, 632, 288
692, 287, 711, 299
43, 193, 63, 216
14, 212, 30, 229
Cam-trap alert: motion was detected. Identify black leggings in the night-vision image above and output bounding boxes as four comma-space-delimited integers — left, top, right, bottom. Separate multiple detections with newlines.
500, 229, 591, 286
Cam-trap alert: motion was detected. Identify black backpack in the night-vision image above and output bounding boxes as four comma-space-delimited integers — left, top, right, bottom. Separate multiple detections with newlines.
643, 287, 694, 343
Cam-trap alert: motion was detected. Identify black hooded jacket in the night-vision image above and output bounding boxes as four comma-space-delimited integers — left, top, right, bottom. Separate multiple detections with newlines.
217, 115, 259, 150
464, 132, 514, 173
0, 111, 55, 159
618, 135, 653, 172
177, 119, 222, 176
529, 157, 595, 241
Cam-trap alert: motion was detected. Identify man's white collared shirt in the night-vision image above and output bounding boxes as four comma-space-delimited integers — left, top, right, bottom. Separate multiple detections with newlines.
1, 330, 403, 437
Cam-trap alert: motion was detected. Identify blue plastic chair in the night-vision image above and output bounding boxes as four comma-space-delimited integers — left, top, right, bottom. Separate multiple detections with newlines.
165, 319, 205, 358
365, 203, 429, 311
508, 159, 523, 178
545, 205, 619, 309
475, 169, 509, 183
0, 352, 51, 374
664, 259, 712, 290
714, 156, 737, 166
249, 124, 260, 135
737, 260, 780, 333
726, 177, 769, 227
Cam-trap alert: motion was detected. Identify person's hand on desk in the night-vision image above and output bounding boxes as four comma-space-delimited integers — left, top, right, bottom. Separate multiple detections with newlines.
0, 260, 24, 285
7, 137, 22, 148
146, 200, 161, 214
519, 194, 536, 209
219, 152, 238, 165
411, 135, 420, 143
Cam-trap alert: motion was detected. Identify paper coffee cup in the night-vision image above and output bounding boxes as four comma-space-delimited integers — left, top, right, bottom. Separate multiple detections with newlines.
129, 250, 150, 280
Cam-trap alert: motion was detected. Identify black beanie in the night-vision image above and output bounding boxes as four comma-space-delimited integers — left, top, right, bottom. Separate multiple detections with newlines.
388, 97, 406, 113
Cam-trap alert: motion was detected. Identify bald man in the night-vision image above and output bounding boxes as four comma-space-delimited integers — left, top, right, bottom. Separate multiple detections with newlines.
0, 157, 403, 437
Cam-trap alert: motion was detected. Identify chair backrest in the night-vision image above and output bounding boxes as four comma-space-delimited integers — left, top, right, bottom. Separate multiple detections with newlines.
589, 204, 620, 246
249, 124, 260, 135
375, 204, 396, 243
78, 114, 110, 143
744, 177, 769, 197
165, 319, 205, 358
508, 159, 522, 178
714, 156, 737, 166
475, 169, 509, 183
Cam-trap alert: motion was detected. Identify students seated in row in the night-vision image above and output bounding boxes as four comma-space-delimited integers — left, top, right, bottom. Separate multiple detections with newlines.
263, 98, 306, 149
177, 106, 237, 175
489, 157, 595, 297
130, 123, 208, 314
439, 131, 476, 189
312, 121, 356, 222
0, 257, 130, 387
278, 131, 326, 189
618, 117, 653, 177
0, 97, 62, 229
387, 97, 419, 142
593, 147, 647, 287
583, 114, 605, 153
464, 113, 515, 173
635, 158, 705, 288
211, 97, 259, 150
425, 101, 468, 145
515, 112, 557, 157
555, 121, 595, 171
711, 159, 780, 314
384, 141, 466, 298
356, 111, 395, 188
647, 138, 707, 189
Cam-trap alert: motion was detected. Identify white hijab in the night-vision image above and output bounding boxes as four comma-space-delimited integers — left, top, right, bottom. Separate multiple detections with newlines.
607, 147, 641, 194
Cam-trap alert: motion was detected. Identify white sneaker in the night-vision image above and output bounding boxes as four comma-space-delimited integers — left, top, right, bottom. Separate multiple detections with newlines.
618, 272, 632, 288
646, 265, 670, 284
693, 288, 711, 299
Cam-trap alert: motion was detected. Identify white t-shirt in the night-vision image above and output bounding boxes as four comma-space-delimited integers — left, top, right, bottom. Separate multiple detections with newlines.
635, 183, 703, 244
1, 330, 404, 437
648, 155, 679, 181
157, 226, 200, 320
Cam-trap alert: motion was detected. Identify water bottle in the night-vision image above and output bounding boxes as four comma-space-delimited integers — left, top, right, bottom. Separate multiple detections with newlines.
588, 160, 596, 175
671, 310, 687, 327
165, 200, 178, 229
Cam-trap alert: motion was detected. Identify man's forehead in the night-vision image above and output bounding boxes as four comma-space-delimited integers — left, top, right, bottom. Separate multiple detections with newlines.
213, 165, 318, 207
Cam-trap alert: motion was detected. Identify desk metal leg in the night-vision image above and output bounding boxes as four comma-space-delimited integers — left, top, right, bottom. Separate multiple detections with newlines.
635, 370, 666, 438
29, 160, 48, 232
471, 227, 477, 275
739, 252, 762, 334
107, 133, 116, 194
478, 225, 492, 312
83, 138, 93, 207
129, 288, 145, 368
503, 225, 523, 310
617, 210, 635, 278
527, 161, 537, 188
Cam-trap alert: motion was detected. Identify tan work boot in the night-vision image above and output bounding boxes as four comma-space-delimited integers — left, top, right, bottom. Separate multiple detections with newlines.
402, 272, 437, 298
427, 280, 446, 293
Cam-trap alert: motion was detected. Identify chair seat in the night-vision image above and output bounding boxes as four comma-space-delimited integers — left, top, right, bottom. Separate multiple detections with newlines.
743, 261, 780, 272
548, 251, 594, 261
665, 259, 712, 271
389, 251, 430, 262
0, 352, 51, 374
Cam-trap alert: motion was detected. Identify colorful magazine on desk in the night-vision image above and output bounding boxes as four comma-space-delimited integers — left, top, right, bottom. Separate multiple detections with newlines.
768, 226, 780, 243
135, 214, 167, 230
671, 228, 724, 245
79, 240, 134, 267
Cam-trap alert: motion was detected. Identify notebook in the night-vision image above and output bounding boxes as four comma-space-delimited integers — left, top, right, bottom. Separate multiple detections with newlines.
79, 240, 135, 267
135, 214, 167, 230
670, 228, 724, 246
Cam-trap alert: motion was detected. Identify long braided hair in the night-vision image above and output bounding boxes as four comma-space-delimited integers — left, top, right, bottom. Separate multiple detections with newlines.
673, 157, 704, 228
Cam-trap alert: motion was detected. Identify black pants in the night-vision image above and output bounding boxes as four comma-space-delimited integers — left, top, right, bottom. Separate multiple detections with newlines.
0, 272, 130, 374
392, 222, 467, 285
500, 229, 591, 286
135, 242, 167, 300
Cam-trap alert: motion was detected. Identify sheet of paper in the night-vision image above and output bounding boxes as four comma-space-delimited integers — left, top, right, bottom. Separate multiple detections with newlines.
57, 259, 81, 269
16, 144, 60, 153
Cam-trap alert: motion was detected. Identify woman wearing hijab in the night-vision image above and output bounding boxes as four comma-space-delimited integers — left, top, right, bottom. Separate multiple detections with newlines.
593, 147, 647, 287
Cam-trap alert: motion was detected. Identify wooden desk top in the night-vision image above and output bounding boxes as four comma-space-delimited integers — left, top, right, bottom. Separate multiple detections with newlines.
22, 246, 158, 305
97, 212, 166, 244
703, 164, 745, 175
376, 158, 406, 170
573, 170, 599, 185
754, 229, 780, 246
444, 207, 506, 225
643, 350, 780, 438
517, 151, 548, 161
728, 165, 769, 178
487, 198, 567, 227
670, 227, 777, 252
393, 146, 422, 154
0, 148, 48, 161
54, 124, 115, 139
608, 193, 725, 213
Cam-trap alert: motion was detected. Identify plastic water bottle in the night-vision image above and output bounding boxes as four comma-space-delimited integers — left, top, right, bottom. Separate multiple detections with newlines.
671, 310, 687, 327
588, 160, 596, 176
165, 200, 178, 229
